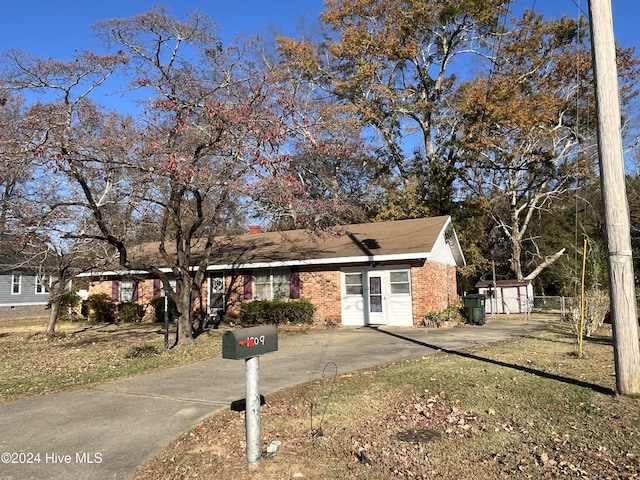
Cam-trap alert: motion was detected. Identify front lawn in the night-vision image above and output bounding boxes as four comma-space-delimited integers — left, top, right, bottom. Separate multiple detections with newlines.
135, 323, 640, 479
0, 318, 223, 402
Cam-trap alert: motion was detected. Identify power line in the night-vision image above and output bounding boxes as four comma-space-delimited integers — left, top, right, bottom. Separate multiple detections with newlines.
481, 0, 512, 120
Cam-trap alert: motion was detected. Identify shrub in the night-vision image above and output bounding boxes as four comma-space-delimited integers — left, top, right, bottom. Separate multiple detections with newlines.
149, 296, 179, 323
85, 293, 117, 324
47, 288, 81, 312
241, 300, 316, 325
423, 305, 464, 328
118, 302, 144, 323
567, 289, 610, 337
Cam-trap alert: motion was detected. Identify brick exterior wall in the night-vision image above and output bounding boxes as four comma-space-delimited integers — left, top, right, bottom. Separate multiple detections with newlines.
88, 279, 158, 305
221, 269, 341, 326
411, 261, 458, 324
88, 279, 152, 322
88, 280, 112, 299
299, 268, 341, 325
87, 260, 459, 327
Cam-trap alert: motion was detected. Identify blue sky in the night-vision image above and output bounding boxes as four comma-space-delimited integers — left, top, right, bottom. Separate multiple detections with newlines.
0, 1, 637, 60
0, 0, 324, 57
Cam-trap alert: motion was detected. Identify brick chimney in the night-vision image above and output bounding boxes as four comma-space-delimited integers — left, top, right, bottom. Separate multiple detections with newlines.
248, 225, 262, 234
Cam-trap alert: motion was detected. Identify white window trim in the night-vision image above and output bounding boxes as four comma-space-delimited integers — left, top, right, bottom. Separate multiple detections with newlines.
389, 270, 411, 296
35, 276, 51, 295
120, 278, 134, 303
11, 273, 22, 295
344, 272, 364, 296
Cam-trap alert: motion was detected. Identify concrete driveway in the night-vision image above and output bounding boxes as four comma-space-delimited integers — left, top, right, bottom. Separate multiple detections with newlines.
0, 316, 548, 479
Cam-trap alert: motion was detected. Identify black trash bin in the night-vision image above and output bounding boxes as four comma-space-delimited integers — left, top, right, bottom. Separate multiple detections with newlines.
463, 294, 486, 325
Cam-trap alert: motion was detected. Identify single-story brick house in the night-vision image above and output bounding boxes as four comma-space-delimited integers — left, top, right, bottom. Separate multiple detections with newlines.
82, 216, 465, 327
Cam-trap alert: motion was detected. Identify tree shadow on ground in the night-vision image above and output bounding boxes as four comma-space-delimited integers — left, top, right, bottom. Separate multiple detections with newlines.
369, 327, 615, 396
584, 335, 614, 346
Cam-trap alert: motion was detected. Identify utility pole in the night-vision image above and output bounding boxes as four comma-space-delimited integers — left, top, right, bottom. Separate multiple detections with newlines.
588, 0, 640, 394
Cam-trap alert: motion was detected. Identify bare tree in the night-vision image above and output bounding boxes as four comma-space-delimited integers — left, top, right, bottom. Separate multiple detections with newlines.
454, 11, 640, 281
2, 7, 338, 344
0, 89, 34, 235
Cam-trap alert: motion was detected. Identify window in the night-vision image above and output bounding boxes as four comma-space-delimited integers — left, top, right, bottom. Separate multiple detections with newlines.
254, 268, 289, 300
11, 274, 22, 295
35, 276, 51, 294
344, 273, 363, 295
390, 271, 410, 294
120, 278, 134, 302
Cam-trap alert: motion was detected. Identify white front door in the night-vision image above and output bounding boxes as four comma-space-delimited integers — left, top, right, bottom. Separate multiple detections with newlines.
366, 272, 386, 325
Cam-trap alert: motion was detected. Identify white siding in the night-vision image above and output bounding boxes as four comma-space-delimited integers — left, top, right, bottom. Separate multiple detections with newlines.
341, 270, 365, 326
340, 267, 413, 327
429, 233, 457, 266
341, 296, 366, 326
387, 293, 413, 326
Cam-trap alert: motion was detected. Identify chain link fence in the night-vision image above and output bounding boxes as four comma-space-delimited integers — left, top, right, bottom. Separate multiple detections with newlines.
531, 296, 573, 317
482, 295, 573, 318
487, 295, 639, 321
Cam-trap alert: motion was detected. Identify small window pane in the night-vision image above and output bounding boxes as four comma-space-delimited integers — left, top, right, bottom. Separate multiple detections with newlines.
12, 274, 21, 294
390, 271, 409, 283
390, 271, 410, 295
369, 295, 383, 312
253, 268, 291, 300
36, 276, 50, 294
120, 279, 133, 302
391, 283, 410, 294
369, 276, 382, 295
272, 268, 289, 299
345, 273, 363, 295
254, 272, 271, 300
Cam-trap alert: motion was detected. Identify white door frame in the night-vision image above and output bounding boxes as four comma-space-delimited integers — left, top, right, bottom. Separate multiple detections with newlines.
365, 271, 387, 325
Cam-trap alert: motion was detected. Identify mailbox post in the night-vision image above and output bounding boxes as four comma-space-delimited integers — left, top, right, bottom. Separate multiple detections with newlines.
222, 325, 278, 467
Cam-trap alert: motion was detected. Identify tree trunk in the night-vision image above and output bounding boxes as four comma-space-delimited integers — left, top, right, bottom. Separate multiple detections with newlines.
175, 283, 194, 345
45, 299, 61, 336
510, 228, 524, 281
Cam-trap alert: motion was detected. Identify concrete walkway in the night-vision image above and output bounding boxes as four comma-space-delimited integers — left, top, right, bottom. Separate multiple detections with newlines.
0, 316, 548, 480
